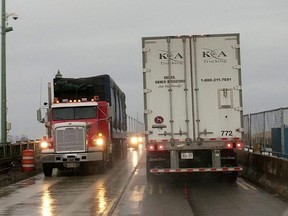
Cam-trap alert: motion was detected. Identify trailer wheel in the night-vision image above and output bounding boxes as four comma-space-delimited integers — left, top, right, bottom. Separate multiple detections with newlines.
43, 164, 53, 177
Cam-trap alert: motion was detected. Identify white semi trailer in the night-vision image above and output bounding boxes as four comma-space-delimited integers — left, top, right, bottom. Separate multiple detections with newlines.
142, 33, 243, 182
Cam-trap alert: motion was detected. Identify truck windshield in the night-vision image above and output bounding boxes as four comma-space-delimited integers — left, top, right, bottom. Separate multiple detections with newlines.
52, 106, 97, 120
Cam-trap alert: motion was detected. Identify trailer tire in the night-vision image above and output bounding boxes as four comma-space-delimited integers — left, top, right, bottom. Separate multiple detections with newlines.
43, 164, 53, 177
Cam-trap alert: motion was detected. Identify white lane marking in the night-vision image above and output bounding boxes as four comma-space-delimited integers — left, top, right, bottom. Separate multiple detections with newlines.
237, 179, 257, 190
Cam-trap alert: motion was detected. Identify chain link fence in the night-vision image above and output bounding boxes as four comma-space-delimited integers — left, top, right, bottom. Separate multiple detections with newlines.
244, 107, 288, 158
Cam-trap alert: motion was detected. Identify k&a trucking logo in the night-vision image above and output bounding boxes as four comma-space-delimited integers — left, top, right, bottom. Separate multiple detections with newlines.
202, 48, 227, 63
159, 50, 184, 65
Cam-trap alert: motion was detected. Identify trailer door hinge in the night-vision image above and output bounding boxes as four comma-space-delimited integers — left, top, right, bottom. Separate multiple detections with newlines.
143, 68, 151, 73
234, 107, 243, 111
144, 109, 152, 114
143, 89, 152, 94
232, 44, 240, 49
142, 47, 150, 52
233, 65, 241, 70
233, 86, 242, 90
236, 128, 244, 133
145, 130, 153, 135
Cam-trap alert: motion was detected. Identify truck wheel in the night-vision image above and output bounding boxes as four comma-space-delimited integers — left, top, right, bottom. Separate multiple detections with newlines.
43, 164, 53, 177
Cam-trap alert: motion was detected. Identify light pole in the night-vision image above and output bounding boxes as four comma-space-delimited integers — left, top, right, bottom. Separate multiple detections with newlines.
1, 0, 16, 144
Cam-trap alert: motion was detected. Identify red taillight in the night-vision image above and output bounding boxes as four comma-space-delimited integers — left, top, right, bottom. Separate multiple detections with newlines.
236, 142, 243, 149
226, 142, 233, 149
147, 144, 155, 151
157, 144, 165, 150
147, 144, 165, 151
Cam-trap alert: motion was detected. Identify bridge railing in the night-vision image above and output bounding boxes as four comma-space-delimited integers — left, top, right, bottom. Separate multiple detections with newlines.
0, 140, 42, 160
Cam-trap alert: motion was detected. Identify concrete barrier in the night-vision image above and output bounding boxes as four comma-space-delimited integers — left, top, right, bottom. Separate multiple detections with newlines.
237, 150, 288, 201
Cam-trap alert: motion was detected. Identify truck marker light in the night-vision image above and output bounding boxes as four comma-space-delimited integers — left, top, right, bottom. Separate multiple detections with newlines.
157, 144, 165, 150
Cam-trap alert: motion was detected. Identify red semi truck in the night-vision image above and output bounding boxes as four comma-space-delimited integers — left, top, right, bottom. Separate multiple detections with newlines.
38, 72, 127, 176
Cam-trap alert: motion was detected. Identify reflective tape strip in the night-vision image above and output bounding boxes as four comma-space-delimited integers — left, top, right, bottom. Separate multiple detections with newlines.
205, 138, 241, 141
22, 164, 34, 168
22, 156, 34, 160
150, 167, 242, 173
150, 138, 241, 142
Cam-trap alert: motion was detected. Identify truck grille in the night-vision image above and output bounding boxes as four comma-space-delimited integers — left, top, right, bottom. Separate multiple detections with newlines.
55, 127, 85, 153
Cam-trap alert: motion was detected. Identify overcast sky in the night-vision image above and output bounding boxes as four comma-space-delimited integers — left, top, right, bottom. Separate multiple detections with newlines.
3, 0, 288, 140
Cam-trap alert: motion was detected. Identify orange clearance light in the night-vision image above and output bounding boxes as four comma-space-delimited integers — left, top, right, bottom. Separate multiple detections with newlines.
226, 142, 233, 149
98, 133, 103, 137
73, 100, 77, 103
69, 100, 72, 103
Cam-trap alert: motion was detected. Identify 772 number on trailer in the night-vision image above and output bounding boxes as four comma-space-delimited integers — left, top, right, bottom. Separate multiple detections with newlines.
221, 130, 233, 136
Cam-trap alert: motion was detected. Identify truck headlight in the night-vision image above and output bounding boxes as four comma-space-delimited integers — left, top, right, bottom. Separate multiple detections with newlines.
40, 141, 49, 149
93, 138, 104, 146
130, 137, 138, 145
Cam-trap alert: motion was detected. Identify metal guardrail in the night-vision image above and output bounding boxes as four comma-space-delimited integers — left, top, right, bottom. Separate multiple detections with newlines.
0, 140, 42, 173
0, 140, 41, 158
244, 107, 288, 159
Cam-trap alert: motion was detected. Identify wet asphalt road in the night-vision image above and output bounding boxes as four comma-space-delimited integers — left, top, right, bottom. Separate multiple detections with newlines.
0, 147, 287, 216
